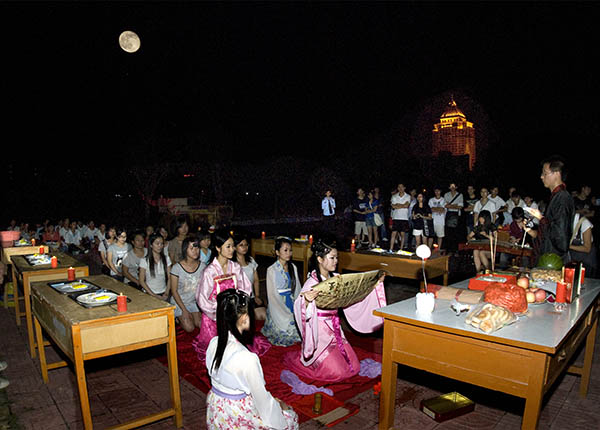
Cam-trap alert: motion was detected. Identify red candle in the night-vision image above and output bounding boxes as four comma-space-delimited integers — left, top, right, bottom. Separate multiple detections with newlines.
117, 293, 128, 312
67, 267, 75, 281
39, 246, 45, 255
51, 256, 58, 268
31, 238, 36, 246
555, 281, 567, 303
350, 239, 356, 253
261, 231, 266, 240
309, 235, 313, 245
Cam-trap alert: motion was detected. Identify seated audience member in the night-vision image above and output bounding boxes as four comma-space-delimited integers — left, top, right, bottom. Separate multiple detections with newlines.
139, 233, 171, 300
261, 236, 302, 346
65, 221, 85, 254
234, 233, 266, 321
98, 226, 116, 275
467, 210, 497, 273
42, 224, 62, 249
170, 235, 204, 332
122, 230, 147, 288
570, 201, 598, 277
106, 228, 132, 282
206, 289, 298, 430
193, 229, 270, 363
168, 216, 189, 264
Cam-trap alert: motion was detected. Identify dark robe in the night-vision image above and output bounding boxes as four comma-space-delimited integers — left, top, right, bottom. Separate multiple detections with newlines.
534, 184, 574, 264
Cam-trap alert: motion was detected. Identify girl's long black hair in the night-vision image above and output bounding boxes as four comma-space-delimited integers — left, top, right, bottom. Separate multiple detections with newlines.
274, 236, 297, 292
208, 229, 233, 265
147, 233, 169, 280
309, 237, 337, 283
211, 289, 254, 372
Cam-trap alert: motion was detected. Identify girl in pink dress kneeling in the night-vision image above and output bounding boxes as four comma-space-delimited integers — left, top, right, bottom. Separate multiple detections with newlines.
283, 239, 386, 382
206, 289, 298, 430
194, 230, 271, 363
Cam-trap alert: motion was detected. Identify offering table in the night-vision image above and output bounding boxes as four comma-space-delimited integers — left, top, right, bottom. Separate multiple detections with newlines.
374, 278, 600, 429
338, 250, 449, 286
11, 250, 88, 357
1, 244, 49, 311
31, 275, 182, 430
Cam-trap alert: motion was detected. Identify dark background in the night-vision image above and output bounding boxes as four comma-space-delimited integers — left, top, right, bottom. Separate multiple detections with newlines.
2, 2, 599, 227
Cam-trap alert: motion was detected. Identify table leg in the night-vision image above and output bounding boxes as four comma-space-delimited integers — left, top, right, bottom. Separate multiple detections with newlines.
579, 318, 598, 397
11, 266, 21, 326
378, 322, 398, 430
34, 316, 49, 383
167, 313, 183, 427
72, 325, 93, 430
23, 276, 37, 358
521, 354, 546, 430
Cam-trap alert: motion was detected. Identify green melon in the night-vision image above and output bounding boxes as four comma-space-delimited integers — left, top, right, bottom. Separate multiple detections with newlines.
537, 253, 564, 270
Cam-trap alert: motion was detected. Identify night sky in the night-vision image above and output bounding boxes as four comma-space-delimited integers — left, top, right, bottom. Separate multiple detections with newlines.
3, 2, 600, 221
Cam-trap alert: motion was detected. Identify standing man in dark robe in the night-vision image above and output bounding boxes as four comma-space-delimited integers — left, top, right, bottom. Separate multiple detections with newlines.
524, 156, 574, 265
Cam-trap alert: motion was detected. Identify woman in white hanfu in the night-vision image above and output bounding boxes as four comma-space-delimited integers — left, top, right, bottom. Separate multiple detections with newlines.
206, 289, 298, 430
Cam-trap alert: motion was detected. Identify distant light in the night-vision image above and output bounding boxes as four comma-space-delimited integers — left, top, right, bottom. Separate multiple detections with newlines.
245, 192, 249, 196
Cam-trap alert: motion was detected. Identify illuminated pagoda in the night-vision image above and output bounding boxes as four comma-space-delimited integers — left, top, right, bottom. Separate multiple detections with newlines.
432, 98, 476, 170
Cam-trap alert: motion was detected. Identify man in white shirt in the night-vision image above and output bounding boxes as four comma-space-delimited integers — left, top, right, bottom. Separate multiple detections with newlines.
321, 190, 335, 217
64, 221, 85, 254
489, 187, 507, 226
473, 188, 498, 225
504, 191, 526, 225
389, 183, 411, 252
429, 187, 447, 252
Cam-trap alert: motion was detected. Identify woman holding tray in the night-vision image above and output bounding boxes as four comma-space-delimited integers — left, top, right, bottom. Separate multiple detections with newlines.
261, 236, 302, 346
194, 229, 271, 363
283, 239, 386, 382
206, 289, 298, 430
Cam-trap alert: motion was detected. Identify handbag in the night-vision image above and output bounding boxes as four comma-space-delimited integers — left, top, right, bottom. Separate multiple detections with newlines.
445, 193, 461, 228
374, 213, 384, 227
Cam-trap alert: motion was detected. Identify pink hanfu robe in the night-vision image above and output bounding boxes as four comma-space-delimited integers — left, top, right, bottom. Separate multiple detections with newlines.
283, 270, 386, 382
193, 258, 271, 362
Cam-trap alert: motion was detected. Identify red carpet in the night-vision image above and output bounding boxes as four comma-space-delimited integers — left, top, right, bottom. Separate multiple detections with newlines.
157, 322, 382, 423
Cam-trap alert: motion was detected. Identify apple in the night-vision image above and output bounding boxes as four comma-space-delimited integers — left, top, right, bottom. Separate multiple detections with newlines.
534, 289, 547, 303
517, 275, 529, 289
526, 291, 536, 303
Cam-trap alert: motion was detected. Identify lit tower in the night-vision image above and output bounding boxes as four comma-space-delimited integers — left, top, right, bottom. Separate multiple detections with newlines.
432, 98, 476, 170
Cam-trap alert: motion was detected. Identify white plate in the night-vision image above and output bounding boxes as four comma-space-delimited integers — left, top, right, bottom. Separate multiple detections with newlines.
76, 291, 118, 305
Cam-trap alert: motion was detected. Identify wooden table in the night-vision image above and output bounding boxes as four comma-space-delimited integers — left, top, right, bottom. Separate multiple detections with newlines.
251, 238, 312, 281
31, 275, 182, 430
337, 250, 449, 286
1, 245, 49, 309
374, 278, 600, 429
11, 250, 89, 357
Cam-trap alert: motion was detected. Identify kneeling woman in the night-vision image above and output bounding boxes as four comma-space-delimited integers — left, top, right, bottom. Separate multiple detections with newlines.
194, 230, 270, 363
283, 239, 386, 383
261, 236, 302, 346
206, 290, 298, 429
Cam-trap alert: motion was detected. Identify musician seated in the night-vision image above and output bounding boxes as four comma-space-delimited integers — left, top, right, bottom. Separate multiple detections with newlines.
503, 207, 533, 267
467, 210, 497, 273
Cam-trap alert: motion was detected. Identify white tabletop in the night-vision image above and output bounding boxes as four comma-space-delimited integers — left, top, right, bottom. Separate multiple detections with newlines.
375, 278, 600, 352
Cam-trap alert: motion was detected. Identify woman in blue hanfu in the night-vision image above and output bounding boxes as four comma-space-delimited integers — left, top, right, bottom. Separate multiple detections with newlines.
261, 236, 302, 346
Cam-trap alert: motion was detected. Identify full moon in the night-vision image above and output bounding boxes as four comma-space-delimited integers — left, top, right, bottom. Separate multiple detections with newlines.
118, 31, 141, 53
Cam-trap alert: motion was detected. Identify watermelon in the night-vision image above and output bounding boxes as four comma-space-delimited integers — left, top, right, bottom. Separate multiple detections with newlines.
537, 253, 563, 270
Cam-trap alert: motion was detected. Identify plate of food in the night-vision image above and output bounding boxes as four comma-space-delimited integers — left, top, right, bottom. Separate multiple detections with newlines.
76, 291, 118, 306
49, 281, 98, 294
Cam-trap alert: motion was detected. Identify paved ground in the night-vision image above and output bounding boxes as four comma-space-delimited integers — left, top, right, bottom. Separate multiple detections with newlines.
1, 256, 600, 429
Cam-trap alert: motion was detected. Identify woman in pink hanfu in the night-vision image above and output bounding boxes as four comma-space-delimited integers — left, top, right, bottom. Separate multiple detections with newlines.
283, 239, 386, 383
193, 230, 271, 363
